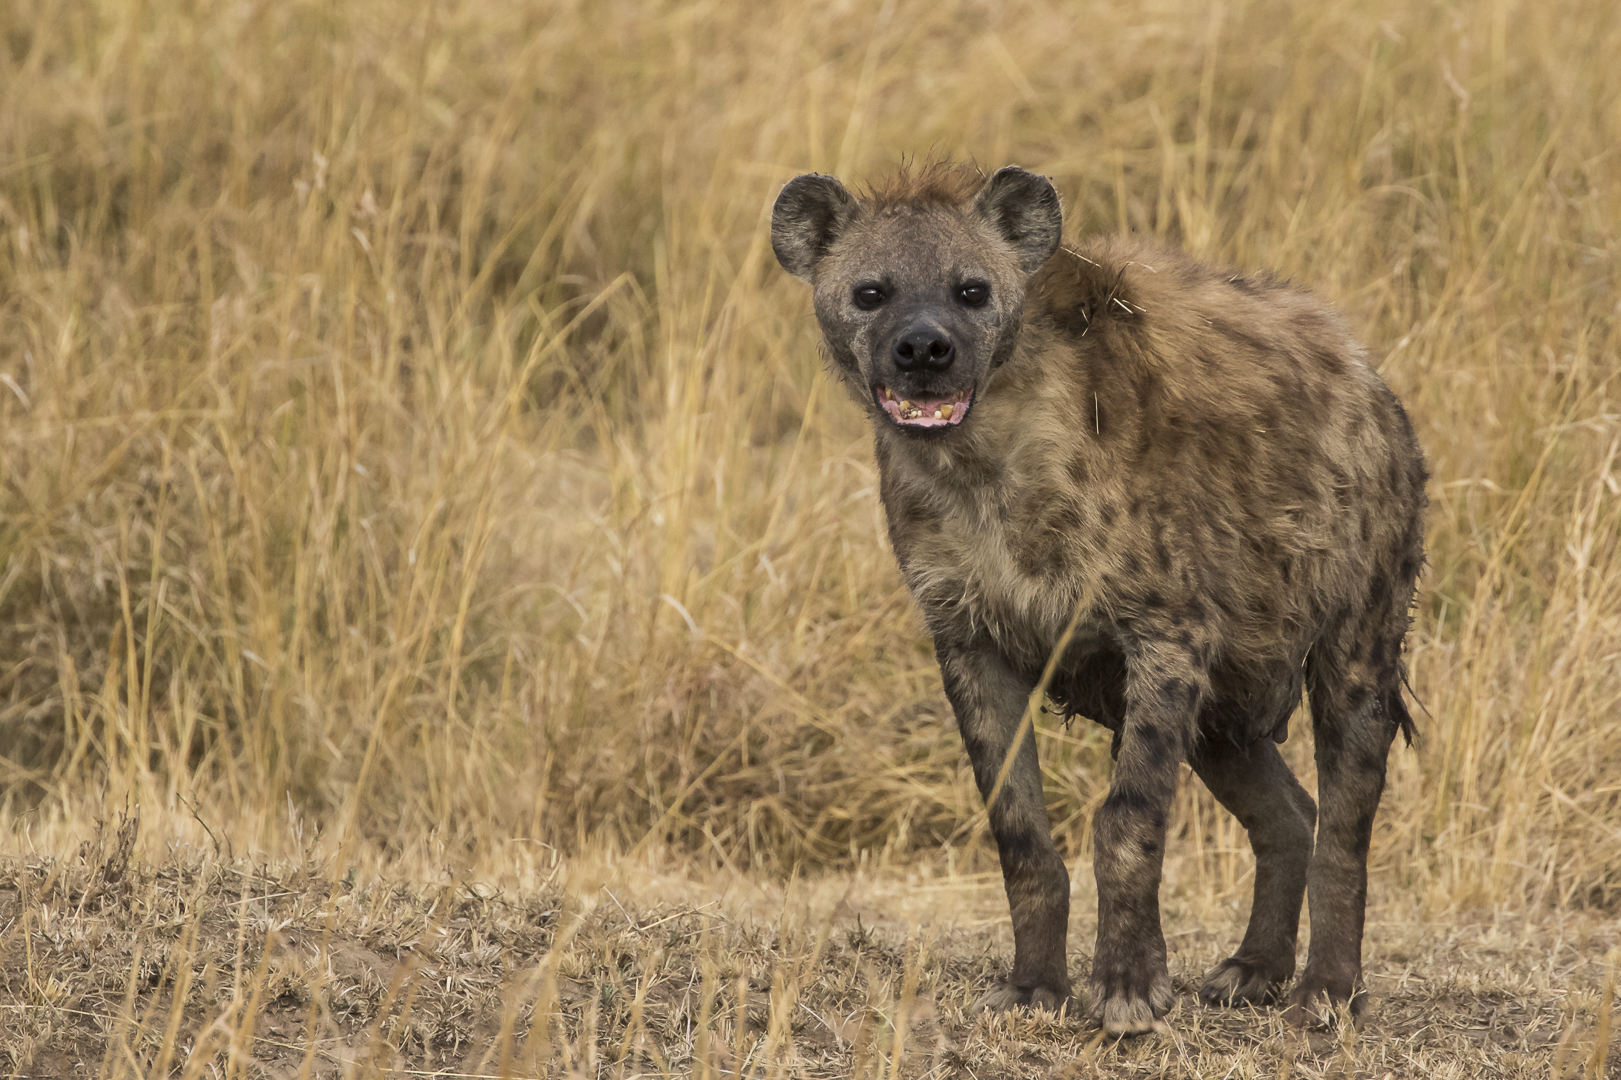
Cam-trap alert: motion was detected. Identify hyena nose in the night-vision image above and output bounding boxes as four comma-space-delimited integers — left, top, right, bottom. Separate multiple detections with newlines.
893, 326, 955, 373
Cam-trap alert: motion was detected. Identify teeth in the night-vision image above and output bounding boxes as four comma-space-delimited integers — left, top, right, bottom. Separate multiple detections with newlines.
881, 387, 969, 423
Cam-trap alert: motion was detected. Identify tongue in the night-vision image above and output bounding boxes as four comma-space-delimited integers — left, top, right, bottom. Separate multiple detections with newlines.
878, 387, 970, 427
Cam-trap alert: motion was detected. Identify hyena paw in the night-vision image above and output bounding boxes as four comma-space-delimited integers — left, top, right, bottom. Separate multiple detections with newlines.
1090, 968, 1174, 1036
1282, 970, 1367, 1029
1198, 956, 1290, 1006
969, 979, 1074, 1016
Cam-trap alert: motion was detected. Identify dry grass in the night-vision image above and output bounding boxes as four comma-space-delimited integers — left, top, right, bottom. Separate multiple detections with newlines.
1, 0, 1619, 1074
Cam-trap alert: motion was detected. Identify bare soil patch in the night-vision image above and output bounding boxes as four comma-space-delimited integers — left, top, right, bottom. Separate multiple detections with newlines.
4, 844, 1617, 1078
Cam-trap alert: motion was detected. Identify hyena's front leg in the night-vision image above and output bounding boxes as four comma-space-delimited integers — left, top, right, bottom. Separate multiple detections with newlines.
938, 644, 1073, 1013
1090, 645, 1204, 1035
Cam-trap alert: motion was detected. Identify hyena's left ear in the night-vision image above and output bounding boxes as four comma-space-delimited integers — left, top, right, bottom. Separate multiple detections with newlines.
772, 173, 860, 281
974, 166, 1062, 274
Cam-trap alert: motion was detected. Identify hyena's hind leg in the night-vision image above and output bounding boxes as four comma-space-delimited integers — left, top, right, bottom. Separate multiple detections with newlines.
1189, 736, 1316, 1006
1286, 626, 1413, 1025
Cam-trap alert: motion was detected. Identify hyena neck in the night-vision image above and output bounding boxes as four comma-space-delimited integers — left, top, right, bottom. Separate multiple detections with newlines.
872, 336, 1083, 590
871, 330, 1064, 490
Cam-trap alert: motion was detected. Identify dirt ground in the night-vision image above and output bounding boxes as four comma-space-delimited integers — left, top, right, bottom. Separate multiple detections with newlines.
3, 828, 1618, 1079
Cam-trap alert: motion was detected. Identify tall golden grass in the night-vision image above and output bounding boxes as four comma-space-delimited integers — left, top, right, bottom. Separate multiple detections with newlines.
2, 0, 1618, 917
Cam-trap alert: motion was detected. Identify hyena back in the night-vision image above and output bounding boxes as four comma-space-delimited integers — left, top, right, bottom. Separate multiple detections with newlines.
771, 163, 1426, 1035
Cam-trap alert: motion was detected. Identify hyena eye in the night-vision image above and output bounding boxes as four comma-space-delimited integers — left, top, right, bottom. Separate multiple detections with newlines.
853, 284, 887, 310
958, 282, 991, 307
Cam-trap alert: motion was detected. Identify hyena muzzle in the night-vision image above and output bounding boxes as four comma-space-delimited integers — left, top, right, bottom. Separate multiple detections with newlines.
771, 163, 1427, 1035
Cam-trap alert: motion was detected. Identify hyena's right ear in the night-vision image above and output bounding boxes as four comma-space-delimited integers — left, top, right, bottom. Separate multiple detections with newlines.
771, 174, 860, 281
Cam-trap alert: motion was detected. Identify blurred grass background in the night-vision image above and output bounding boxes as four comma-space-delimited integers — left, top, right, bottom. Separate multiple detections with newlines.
1, 0, 1617, 915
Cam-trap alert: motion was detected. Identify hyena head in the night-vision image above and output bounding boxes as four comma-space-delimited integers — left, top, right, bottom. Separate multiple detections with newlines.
771, 165, 1061, 434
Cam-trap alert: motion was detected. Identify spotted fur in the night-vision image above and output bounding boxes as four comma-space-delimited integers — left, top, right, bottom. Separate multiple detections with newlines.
771, 163, 1427, 1035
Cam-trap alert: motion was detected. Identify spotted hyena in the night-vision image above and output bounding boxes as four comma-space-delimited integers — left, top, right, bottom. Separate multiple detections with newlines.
770, 163, 1426, 1035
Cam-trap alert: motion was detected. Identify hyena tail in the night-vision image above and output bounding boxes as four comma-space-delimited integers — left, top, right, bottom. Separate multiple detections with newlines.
1388, 682, 1418, 747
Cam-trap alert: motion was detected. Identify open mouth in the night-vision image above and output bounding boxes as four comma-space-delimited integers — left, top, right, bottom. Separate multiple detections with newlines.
874, 385, 974, 428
